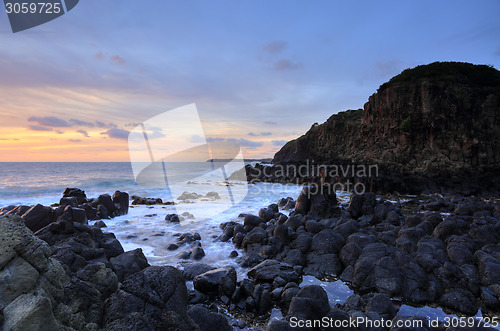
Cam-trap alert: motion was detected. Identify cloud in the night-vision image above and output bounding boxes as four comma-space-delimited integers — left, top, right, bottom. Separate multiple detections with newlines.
70, 119, 95, 127
110, 55, 126, 65
54, 130, 64, 134
248, 132, 272, 137
100, 128, 130, 140
77, 129, 90, 137
264, 121, 278, 126
274, 59, 303, 71
68, 139, 82, 142
94, 52, 105, 60
96, 121, 117, 128
125, 122, 142, 127
28, 125, 53, 131
237, 138, 263, 147
28, 116, 71, 127
263, 41, 288, 54
272, 140, 288, 146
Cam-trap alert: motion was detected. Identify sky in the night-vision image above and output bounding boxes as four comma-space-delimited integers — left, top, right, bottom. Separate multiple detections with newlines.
0, 0, 499, 161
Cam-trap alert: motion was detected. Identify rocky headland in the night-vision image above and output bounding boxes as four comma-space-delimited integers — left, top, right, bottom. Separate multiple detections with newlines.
252, 62, 500, 195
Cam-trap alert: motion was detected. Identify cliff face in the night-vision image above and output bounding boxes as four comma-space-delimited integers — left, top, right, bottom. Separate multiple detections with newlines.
273, 62, 500, 192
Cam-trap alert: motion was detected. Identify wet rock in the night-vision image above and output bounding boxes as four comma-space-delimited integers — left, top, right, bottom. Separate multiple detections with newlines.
112, 191, 129, 216
439, 288, 477, 315
193, 267, 237, 296
177, 262, 216, 280
304, 252, 343, 278
310, 229, 345, 254
244, 214, 265, 228
94, 220, 107, 228
63, 188, 87, 205
165, 213, 181, 223
364, 293, 397, 319
305, 219, 322, 234
290, 233, 312, 253
104, 266, 195, 330
177, 250, 191, 259
259, 208, 274, 222
247, 260, 300, 284
97, 194, 115, 216
187, 304, 231, 331
167, 243, 179, 250
295, 185, 339, 218
192, 247, 206, 260
253, 284, 273, 315
284, 214, 302, 231
287, 285, 330, 321
109, 248, 149, 282
21, 204, 55, 232
433, 218, 469, 240
242, 227, 267, 247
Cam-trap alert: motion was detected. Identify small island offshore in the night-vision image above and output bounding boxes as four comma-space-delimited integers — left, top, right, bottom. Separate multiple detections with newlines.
1, 62, 500, 331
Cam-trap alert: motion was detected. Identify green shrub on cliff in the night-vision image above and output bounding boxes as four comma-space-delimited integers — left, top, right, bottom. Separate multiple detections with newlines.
378, 62, 500, 92
399, 116, 412, 133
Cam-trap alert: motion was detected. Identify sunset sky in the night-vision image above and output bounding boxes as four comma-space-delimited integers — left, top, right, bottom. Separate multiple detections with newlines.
0, 0, 499, 161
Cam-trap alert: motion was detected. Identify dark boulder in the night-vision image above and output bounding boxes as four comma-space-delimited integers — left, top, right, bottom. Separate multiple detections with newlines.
63, 187, 87, 204
109, 248, 149, 282
176, 262, 216, 280
21, 204, 54, 232
244, 214, 265, 228
287, 285, 330, 321
112, 191, 129, 216
103, 266, 195, 329
97, 194, 115, 216
187, 305, 231, 331
310, 229, 345, 254
193, 267, 236, 296
247, 260, 300, 284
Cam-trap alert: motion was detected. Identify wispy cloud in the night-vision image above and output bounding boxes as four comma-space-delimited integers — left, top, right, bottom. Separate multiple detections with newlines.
68, 139, 82, 142
274, 59, 303, 71
27, 125, 53, 131
260, 132, 272, 136
264, 121, 278, 126
94, 51, 105, 60
96, 121, 117, 129
263, 40, 288, 54
28, 116, 71, 127
110, 55, 126, 65
70, 119, 95, 127
100, 128, 130, 140
77, 129, 90, 137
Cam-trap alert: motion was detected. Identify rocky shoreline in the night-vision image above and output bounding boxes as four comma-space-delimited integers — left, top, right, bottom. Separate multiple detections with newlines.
1, 186, 500, 330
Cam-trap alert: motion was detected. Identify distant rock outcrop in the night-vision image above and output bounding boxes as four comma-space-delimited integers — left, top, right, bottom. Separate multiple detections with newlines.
273, 62, 500, 194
